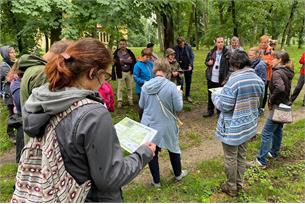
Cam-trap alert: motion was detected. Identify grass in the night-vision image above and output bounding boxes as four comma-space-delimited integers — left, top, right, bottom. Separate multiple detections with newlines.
123, 119, 305, 203
0, 45, 304, 202
0, 102, 13, 154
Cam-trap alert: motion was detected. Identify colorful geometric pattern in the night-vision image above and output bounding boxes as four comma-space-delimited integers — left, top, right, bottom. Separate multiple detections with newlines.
11, 99, 98, 203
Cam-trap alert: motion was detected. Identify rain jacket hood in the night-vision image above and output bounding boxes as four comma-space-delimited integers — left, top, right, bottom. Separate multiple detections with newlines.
142, 76, 169, 95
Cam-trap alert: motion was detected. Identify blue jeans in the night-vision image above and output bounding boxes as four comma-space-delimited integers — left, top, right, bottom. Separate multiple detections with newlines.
257, 119, 283, 165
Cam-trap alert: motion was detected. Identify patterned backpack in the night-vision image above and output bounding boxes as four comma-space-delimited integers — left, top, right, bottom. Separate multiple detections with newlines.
11, 98, 98, 203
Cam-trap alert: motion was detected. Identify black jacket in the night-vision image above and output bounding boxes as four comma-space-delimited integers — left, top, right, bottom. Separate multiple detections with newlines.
112, 48, 136, 80
205, 47, 230, 85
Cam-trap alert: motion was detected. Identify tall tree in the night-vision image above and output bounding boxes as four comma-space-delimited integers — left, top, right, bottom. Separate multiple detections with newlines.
280, 0, 298, 48
230, 0, 238, 36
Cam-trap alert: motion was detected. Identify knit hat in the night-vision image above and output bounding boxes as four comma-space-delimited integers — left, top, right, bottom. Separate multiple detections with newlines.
165, 48, 175, 57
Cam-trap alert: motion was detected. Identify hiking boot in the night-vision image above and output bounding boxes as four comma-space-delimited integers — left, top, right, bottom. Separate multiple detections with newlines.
117, 102, 122, 109
220, 183, 237, 197
186, 96, 193, 103
237, 184, 243, 191
175, 170, 188, 181
203, 112, 214, 117
151, 181, 161, 188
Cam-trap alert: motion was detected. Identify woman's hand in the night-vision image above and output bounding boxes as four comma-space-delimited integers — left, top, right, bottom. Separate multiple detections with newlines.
144, 142, 156, 156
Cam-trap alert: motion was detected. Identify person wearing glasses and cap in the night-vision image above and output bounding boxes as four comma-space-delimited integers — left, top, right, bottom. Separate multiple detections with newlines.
203, 36, 230, 117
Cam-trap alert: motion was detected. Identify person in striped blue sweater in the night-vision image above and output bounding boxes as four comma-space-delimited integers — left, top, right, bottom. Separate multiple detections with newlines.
212, 50, 265, 197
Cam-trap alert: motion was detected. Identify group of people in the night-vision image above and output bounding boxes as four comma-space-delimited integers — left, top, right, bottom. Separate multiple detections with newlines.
0, 33, 304, 201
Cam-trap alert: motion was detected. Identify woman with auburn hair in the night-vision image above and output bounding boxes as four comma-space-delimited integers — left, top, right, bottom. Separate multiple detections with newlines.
256, 51, 294, 168
16, 38, 155, 202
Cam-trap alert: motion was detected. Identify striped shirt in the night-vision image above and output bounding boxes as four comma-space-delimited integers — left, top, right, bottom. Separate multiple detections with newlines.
212, 68, 265, 145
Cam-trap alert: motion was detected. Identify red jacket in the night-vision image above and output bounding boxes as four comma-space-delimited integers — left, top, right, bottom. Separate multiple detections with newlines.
299, 52, 305, 75
98, 81, 115, 112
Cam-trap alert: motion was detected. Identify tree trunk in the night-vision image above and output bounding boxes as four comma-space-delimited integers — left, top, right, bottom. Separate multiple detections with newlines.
231, 0, 238, 36
298, 5, 305, 48
108, 34, 114, 50
187, 4, 195, 44
50, 12, 62, 45
156, 12, 165, 51
91, 27, 97, 38
218, 0, 224, 25
176, 4, 183, 37
195, 6, 199, 50
261, 2, 273, 36
50, 27, 61, 45
281, 0, 298, 48
162, 11, 174, 49
45, 33, 49, 52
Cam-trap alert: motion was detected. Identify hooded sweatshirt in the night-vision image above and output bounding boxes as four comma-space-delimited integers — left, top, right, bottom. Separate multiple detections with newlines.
23, 84, 153, 202
17, 54, 48, 107
139, 76, 183, 153
0, 46, 14, 105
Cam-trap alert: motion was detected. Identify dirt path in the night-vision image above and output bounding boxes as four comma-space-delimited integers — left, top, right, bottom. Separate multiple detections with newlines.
1, 105, 305, 183
131, 105, 305, 185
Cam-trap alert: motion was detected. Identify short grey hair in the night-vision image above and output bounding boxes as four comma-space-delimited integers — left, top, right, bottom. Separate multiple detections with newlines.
231, 36, 239, 42
152, 58, 171, 74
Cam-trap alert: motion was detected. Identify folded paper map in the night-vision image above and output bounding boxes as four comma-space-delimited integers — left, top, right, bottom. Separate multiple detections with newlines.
114, 117, 157, 153
208, 87, 223, 94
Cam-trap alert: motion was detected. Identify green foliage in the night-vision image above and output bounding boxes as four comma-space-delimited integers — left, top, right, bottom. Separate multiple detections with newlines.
0, 103, 13, 153
0, 163, 17, 202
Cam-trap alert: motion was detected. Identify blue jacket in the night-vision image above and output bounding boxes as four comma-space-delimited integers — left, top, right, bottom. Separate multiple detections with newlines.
212, 68, 264, 146
139, 76, 183, 153
251, 58, 267, 84
133, 60, 154, 94
174, 44, 194, 70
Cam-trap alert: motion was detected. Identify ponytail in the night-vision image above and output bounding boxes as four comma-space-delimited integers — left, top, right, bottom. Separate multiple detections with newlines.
45, 54, 73, 91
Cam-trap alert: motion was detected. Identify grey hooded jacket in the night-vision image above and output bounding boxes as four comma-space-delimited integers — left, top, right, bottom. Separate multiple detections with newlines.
23, 84, 153, 202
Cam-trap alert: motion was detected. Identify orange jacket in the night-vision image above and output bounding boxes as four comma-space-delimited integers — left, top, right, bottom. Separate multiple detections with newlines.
260, 46, 273, 81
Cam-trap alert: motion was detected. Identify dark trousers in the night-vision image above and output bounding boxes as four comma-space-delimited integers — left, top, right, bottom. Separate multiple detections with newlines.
261, 81, 270, 109
183, 71, 192, 97
137, 93, 143, 121
6, 104, 15, 137
149, 146, 181, 183
7, 114, 24, 163
291, 74, 305, 104
207, 80, 221, 114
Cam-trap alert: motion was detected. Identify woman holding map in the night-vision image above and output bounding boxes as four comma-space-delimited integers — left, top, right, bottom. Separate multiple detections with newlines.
13, 38, 155, 202
139, 58, 188, 188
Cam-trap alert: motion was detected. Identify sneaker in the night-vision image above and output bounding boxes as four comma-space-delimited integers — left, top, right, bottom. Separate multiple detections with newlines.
117, 102, 122, 108
247, 159, 267, 169
267, 152, 274, 158
220, 183, 237, 197
186, 96, 193, 103
175, 170, 188, 181
255, 158, 267, 169
151, 181, 161, 188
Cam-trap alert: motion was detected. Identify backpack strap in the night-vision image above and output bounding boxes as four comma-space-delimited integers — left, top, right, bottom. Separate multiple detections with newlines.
49, 98, 99, 128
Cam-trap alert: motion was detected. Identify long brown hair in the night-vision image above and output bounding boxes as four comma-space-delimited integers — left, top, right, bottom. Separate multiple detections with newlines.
45, 38, 112, 91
